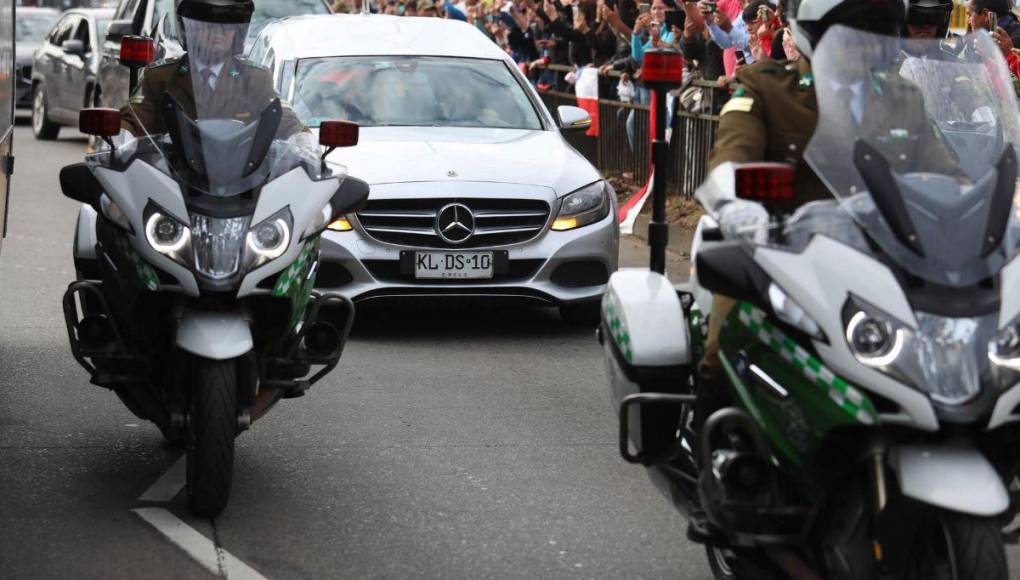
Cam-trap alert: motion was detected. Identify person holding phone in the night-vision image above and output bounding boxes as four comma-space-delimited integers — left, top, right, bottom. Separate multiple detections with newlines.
968, 0, 1020, 48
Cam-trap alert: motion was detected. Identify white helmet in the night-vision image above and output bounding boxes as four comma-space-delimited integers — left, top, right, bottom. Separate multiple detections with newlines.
788, 0, 908, 58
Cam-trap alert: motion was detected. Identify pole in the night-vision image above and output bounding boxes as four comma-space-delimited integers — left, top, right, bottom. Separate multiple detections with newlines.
648, 88, 668, 274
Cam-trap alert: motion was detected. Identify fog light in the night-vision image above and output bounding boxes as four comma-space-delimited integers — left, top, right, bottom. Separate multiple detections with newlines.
552, 217, 578, 231
328, 217, 353, 232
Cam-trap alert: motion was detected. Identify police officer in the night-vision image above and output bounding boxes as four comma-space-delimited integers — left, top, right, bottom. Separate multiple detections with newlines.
121, 0, 305, 138
906, 0, 954, 39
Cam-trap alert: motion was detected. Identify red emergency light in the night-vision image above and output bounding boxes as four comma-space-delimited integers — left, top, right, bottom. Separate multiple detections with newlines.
79, 108, 122, 138
319, 121, 360, 149
735, 163, 796, 203
120, 36, 155, 69
642, 49, 684, 90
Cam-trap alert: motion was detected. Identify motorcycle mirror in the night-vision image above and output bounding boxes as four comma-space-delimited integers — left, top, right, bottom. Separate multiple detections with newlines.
329, 176, 370, 220
319, 121, 359, 150
79, 108, 122, 138
735, 163, 795, 203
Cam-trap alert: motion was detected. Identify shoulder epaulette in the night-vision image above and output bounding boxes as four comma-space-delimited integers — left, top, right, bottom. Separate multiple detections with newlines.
148, 56, 180, 69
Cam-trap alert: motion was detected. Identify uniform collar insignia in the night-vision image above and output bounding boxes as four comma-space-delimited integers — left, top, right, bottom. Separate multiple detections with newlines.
229, 69, 240, 78
799, 72, 813, 90
179, 64, 189, 74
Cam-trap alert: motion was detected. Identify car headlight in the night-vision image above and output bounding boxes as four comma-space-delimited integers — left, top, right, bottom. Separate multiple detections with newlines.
552, 181, 611, 231
843, 298, 997, 406
191, 214, 249, 279
144, 208, 191, 265
246, 208, 292, 270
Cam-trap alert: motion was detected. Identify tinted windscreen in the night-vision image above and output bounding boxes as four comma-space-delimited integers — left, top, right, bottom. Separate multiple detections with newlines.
292, 56, 543, 130
17, 13, 58, 42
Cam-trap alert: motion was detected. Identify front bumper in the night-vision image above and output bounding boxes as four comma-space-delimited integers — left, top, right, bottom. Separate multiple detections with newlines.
316, 211, 619, 305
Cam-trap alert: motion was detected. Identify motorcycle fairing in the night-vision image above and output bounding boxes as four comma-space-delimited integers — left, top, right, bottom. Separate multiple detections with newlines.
888, 445, 1009, 516
175, 310, 254, 360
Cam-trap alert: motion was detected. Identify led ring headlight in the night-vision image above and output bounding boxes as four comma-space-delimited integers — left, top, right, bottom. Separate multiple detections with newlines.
146, 212, 189, 253
246, 218, 290, 260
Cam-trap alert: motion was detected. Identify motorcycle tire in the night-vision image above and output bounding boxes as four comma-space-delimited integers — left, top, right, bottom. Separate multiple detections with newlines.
705, 545, 785, 580
905, 509, 1008, 580
706, 545, 738, 580
186, 358, 237, 518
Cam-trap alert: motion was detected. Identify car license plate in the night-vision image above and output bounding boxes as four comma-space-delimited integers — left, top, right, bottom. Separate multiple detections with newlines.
414, 252, 494, 279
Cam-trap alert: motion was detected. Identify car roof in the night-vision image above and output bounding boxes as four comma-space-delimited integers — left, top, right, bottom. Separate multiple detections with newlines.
18, 7, 59, 15
260, 14, 510, 61
65, 8, 117, 19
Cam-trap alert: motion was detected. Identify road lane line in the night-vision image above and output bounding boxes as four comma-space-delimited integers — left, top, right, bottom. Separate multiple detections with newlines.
138, 456, 186, 502
132, 507, 269, 580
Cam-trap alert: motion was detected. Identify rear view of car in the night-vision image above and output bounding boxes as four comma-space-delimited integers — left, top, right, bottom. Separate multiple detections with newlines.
252, 16, 619, 323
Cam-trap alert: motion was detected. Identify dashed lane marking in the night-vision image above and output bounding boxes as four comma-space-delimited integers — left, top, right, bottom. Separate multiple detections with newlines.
132, 507, 269, 580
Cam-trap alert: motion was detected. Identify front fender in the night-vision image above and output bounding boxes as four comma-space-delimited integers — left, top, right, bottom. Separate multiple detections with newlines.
175, 310, 253, 361
888, 445, 1009, 517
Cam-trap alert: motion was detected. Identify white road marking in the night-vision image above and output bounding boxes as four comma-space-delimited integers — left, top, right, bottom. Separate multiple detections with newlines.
138, 456, 186, 503
132, 507, 269, 580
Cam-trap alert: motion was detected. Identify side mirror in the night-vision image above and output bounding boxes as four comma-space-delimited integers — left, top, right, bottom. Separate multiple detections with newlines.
329, 176, 370, 219
319, 121, 359, 149
105, 19, 133, 41
79, 108, 122, 138
61, 39, 86, 58
557, 105, 592, 132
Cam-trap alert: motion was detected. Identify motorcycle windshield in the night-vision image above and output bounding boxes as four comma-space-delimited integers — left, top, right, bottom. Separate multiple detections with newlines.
805, 26, 1020, 288
99, 17, 340, 197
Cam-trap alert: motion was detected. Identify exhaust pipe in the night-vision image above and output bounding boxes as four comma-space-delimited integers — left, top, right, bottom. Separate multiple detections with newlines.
303, 322, 341, 356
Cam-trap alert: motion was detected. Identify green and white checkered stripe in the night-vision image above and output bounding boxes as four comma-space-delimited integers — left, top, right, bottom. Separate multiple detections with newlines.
602, 292, 633, 363
272, 242, 315, 298
737, 303, 879, 426
122, 243, 158, 291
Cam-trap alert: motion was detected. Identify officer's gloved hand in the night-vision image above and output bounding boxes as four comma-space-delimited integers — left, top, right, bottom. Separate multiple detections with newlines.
717, 199, 769, 244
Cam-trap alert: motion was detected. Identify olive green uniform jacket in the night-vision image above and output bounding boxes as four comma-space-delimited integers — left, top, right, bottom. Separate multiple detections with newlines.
120, 55, 306, 138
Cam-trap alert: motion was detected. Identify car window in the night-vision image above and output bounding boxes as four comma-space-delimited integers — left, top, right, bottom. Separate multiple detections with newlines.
17, 13, 59, 43
49, 15, 79, 47
247, 0, 328, 42
73, 18, 90, 48
114, 0, 143, 21
292, 56, 543, 130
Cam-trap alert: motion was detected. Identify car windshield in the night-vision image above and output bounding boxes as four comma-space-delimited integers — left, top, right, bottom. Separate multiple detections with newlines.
291, 56, 544, 130
803, 26, 1020, 287
17, 13, 58, 42
247, 0, 328, 42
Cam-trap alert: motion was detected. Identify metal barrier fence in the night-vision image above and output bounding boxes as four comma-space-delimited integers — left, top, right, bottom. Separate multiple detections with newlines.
535, 66, 725, 198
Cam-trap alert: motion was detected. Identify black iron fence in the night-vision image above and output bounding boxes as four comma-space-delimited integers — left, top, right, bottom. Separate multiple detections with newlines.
535, 64, 728, 198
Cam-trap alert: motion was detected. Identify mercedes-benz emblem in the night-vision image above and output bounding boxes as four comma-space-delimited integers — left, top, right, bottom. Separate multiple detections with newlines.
435, 203, 475, 244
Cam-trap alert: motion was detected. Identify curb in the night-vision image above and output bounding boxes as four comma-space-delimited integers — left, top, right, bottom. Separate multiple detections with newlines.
631, 210, 695, 258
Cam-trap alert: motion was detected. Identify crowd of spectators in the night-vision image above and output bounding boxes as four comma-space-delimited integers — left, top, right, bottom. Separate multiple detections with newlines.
329, 0, 801, 108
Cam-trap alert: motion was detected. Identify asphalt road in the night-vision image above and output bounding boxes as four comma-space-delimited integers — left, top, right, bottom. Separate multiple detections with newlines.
0, 124, 704, 579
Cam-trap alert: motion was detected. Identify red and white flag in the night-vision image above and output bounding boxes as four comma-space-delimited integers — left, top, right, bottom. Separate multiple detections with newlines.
574, 66, 600, 138
618, 171, 653, 235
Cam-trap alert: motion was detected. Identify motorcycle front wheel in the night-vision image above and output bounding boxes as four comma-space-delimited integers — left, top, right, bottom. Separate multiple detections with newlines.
186, 357, 237, 518
904, 509, 1008, 580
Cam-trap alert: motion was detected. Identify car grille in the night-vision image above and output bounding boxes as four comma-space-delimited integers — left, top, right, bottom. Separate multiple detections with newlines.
356, 198, 550, 248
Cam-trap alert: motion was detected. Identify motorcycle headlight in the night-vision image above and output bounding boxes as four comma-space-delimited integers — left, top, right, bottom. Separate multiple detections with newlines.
768, 283, 825, 341
843, 298, 996, 406
552, 181, 612, 231
246, 209, 292, 270
144, 208, 191, 265
191, 214, 249, 280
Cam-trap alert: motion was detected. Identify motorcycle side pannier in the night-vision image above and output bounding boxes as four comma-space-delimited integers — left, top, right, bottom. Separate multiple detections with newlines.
600, 270, 692, 464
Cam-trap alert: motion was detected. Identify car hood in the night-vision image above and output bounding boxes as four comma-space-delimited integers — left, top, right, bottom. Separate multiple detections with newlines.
16, 42, 41, 64
322, 127, 601, 195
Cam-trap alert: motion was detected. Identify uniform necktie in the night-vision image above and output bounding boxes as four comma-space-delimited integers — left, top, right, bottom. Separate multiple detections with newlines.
196, 68, 215, 102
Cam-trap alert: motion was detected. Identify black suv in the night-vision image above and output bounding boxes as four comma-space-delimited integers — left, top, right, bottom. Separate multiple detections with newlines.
96, 0, 330, 114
